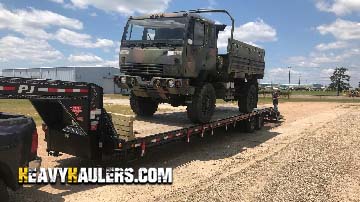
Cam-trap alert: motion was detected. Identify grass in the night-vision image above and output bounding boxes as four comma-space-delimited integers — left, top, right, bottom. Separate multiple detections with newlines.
288, 90, 340, 96
0, 99, 42, 125
104, 104, 134, 115
104, 94, 129, 99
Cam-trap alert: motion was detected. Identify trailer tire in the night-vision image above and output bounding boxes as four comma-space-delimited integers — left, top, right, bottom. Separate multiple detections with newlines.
130, 92, 158, 117
0, 179, 9, 202
187, 83, 216, 123
255, 115, 264, 130
238, 84, 258, 113
244, 117, 256, 133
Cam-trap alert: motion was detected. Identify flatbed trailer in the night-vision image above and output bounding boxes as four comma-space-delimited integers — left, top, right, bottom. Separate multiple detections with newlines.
0, 77, 279, 161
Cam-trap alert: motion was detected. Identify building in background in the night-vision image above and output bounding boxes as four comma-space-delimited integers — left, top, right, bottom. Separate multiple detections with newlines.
2, 66, 127, 94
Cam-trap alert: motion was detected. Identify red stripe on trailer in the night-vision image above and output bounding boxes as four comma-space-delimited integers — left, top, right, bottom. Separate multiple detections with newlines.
65, 88, 73, 93
167, 134, 174, 139
0, 86, 16, 91
48, 88, 57, 93
80, 89, 88, 93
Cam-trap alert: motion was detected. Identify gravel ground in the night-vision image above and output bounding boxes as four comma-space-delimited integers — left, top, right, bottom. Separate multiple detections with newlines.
9, 102, 360, 202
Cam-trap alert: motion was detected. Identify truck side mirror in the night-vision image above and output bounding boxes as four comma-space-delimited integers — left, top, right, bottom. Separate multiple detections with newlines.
188, 39, 193, 45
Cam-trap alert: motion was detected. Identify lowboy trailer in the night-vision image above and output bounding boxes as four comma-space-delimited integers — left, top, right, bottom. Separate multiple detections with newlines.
0, 77, 279, 161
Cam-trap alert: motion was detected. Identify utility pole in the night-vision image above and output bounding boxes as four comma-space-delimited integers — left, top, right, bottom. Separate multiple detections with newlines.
288, 66, 291, 91
298, 74, 301, 86
288, 66, 291, 85
337, 78, 340, 96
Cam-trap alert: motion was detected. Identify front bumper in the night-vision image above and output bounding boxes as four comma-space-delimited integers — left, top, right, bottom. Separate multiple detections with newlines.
115, 75, 195, 98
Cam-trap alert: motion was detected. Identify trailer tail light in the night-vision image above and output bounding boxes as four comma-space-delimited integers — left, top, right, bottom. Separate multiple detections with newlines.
31, 130, 38, 155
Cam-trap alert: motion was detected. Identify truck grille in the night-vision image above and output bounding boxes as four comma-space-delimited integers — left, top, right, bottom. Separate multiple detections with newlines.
121, 64, 164, 75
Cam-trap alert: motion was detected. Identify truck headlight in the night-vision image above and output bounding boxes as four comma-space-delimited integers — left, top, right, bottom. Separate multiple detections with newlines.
129, 78, 136, 86
153, 79, 161, 88
167, 79, 175, 88
120, 76, 127, 84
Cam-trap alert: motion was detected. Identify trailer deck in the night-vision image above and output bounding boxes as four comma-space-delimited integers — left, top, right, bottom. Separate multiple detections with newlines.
0, 76, 279, 161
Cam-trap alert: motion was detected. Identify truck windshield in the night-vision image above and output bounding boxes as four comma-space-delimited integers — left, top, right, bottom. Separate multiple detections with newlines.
123, 18, 187, 43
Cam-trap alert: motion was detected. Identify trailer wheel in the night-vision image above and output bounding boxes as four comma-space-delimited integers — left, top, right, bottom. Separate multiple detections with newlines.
130, 92, 158, 117
255, 115, 264, 130
187, 83, 216, 123
244, 117, 256, 133
238, 84, 258, 113
0, 179, 9, 202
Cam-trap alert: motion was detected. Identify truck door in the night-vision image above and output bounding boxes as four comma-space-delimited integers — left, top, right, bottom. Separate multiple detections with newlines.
205, 24, 217, 72
185, 19, 206, 77
186, 20, 216, 78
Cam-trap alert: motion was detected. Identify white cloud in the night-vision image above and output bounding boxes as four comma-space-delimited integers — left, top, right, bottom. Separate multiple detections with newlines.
315, 41, 349, 51
321, 68, 335, 77
317, 19, 360, 41
68, 53, 103, 63
55, 29, 114, 48
287, 48, 360, 68
0, 35, 63, 63
289, 18, 360, 70
217, 19, 277, 48
287, 56, 320, 68
316, 0, 360, 15
269, 67, 299, 75
100, 60, 118, 67
68, 53, 119, 67
52, 0, 172, 15
0, 3, 82, 39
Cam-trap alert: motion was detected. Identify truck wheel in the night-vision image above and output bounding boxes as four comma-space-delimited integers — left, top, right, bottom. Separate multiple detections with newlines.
130, 92, 158, 117
187, 83, 216, 123
0, 179, 9, 202
238, 84, 257, 113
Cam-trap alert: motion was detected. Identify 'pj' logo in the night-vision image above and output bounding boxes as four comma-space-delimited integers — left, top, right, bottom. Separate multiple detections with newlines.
18, 85, 35, 93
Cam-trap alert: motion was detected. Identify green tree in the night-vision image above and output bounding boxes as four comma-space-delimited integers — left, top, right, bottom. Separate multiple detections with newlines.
329, 67, 350, 96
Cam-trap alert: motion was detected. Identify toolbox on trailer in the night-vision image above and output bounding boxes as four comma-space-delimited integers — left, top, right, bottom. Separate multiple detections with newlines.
0, 77, 279, 161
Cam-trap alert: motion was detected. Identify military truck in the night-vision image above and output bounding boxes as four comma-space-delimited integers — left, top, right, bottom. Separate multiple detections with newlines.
116, 9, 265, 123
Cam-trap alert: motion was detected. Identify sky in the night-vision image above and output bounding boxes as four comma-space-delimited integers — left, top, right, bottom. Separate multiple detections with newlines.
0, 0, 359, 86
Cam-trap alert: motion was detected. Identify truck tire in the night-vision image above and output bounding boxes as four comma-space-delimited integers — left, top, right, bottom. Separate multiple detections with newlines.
238, 84, 257, 113
130, 92, 158, 117
187, 83, 216, 123
0, 179, 9, 202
